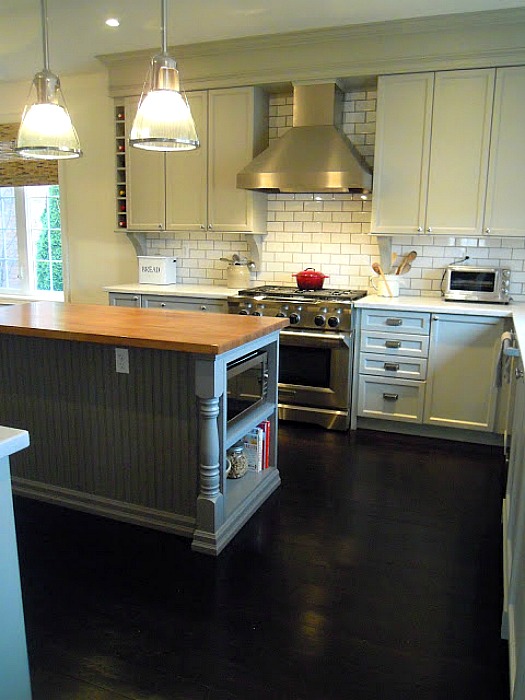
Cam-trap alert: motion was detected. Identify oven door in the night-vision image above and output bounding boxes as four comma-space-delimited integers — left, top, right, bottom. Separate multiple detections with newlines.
278, 329, 352, 411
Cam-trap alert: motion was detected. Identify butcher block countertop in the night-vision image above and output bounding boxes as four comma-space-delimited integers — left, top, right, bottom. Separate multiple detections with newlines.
0, 302, 288, 355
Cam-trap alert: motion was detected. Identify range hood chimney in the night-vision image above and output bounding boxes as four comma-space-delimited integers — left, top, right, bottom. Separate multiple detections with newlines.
237, 82, 372, 194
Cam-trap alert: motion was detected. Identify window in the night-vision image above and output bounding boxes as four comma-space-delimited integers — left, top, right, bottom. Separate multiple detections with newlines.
0, 185, 64, 299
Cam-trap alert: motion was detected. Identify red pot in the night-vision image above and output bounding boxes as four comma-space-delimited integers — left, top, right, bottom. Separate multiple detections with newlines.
292, 268, 330, 290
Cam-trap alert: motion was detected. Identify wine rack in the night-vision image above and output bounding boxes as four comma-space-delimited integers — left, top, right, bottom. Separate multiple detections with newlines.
115, 104, 127, 230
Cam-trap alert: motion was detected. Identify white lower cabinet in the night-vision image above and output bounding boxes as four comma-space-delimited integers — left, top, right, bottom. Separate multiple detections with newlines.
501, 346, 525, 699
108, 292, 227, 313
357, 309, 430, 423
141, 295, 227, 313
357, 308, 506, 433
424, 313, 505, 431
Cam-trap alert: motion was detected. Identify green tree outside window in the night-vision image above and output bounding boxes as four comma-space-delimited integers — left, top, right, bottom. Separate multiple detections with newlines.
35, 185, 63, 292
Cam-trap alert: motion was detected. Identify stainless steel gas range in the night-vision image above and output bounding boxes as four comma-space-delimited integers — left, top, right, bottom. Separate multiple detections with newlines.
228, 285, 367, 430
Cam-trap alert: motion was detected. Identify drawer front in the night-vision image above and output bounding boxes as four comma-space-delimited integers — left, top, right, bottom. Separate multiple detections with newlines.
361, 309, 431, 335
360, 331, 430, 358
359, 352, 428, 380
357, 376, 425, 423
108, 292, 141, 307
142, 296, 227, 313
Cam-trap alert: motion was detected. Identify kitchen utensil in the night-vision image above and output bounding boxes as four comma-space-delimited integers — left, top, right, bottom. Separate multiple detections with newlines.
396, 250, 417, 275
371, 262, 393, 297
292, 268, 329, 290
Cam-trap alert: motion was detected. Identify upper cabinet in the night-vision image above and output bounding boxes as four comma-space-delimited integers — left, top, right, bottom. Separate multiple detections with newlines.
372, 69, 494, 236
124, 87, 268, 234
372, 67, 525, 237
484, 66, 525, 237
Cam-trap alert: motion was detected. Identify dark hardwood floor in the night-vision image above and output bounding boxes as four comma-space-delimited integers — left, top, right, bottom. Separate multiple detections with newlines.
13, 425, 509, 699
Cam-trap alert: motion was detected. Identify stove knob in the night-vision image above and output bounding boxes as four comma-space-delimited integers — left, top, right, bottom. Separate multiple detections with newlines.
314, 315, 326, 327
327, 316, 340, 328
238, 310, 249, 315
276, 312, 287, 318
289, 313, 300, 325
252, 311, 262, 317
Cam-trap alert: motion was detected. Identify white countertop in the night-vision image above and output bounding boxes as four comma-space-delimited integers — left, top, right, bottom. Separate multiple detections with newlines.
103, 283, 243, 299
0, 426, 29, 460
354, 294, 516, 317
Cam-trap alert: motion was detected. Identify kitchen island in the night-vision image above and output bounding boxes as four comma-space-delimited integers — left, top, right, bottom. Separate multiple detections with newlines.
0, 302, 287, 555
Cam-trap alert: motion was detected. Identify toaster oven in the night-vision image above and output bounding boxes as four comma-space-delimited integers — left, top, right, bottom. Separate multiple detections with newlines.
443, 265, 511, 304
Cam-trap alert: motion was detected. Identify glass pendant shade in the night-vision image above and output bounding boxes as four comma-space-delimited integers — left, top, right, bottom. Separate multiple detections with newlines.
130, 1, 199, 152
15, 0, 82, 160
16, 70, 82, 160
130, 55, 199, 151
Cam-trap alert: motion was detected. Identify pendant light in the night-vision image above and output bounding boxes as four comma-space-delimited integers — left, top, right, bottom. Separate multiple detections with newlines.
15, 0, 82, 160
130, 0, 199, 152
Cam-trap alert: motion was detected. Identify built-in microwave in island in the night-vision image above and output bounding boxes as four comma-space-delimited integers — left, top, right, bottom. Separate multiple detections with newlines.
226, 350, 268, 425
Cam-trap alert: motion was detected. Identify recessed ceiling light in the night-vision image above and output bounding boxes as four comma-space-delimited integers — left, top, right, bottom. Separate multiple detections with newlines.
105, 18, 120, 28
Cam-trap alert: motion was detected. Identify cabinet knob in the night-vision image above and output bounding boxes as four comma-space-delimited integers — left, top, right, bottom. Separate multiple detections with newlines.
516, 367, 525, 380
158, 224, 163, 230
200, 225, 206, 231
200, 305, 207, 311
383, 393, 399, 401
208, 224, 213, 231
417, 226, 423, 232
485, 228, 491, 234
427, 227, 432, 233
161, 303, 166, 308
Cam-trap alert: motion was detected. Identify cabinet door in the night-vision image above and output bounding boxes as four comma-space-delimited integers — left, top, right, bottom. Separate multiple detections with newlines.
165, 91, 208, 232
425, 69, 494, 236
125, 97, 166, 232
371, 73, 433, 235
507, 357, 525, 698
207, 87, 267, 233
423, 314, 504, 431
484, 66, 525, 237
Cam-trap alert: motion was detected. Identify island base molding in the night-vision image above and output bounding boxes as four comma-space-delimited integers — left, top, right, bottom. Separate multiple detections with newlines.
192, 468, 281, 555
12, 477, 196, 538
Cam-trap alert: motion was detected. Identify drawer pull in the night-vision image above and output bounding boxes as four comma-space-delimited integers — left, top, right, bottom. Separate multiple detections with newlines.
386, 318, 403, 326
385, 340, 402, 349
384, 362, 400, 372
383, 393, 399, 401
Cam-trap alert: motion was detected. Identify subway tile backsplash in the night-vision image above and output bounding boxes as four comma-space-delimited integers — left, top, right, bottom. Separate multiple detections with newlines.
147, 89, 525, 302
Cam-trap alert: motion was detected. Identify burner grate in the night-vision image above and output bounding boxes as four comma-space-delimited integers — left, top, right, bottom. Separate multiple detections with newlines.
237, 286, 367, 301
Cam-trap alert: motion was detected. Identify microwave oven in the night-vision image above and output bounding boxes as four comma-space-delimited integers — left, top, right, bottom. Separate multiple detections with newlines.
226, 350, 268, 425
442, 265, 511, 304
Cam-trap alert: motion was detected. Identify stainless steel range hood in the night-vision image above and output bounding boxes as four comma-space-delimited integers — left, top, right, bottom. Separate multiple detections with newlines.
237, 82, 372, 194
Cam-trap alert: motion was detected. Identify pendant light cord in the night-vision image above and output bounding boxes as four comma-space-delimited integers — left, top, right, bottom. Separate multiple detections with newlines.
161, 0, 168, 55
41, 0, 50, 71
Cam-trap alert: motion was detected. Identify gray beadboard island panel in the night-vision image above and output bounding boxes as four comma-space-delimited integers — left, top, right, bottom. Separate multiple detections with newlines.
0, 335, 199, 536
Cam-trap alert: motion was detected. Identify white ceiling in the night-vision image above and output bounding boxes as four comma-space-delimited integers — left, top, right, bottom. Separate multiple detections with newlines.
2, 0, 525, 83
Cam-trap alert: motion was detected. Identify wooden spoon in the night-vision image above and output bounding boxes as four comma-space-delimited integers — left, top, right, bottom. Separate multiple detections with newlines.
396, 250, 418, 275
372, 262, 393, 297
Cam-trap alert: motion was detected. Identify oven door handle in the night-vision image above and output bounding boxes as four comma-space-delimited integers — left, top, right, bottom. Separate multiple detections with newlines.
280, 329, 351, 349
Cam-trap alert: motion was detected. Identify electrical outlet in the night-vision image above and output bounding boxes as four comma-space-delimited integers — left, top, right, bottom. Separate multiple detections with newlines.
115, 348, 129, 374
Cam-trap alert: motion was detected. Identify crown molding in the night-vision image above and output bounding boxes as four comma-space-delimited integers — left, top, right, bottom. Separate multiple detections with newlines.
98, 8, 525, 97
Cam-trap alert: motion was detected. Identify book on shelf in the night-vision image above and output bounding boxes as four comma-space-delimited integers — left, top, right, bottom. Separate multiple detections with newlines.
243, 420, 271, 471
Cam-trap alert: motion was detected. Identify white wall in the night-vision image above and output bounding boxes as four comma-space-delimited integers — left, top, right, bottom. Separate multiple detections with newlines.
0, 71, 137, 304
